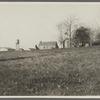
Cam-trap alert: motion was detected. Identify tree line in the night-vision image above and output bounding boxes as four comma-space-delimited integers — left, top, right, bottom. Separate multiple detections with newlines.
57, 16, 100, 48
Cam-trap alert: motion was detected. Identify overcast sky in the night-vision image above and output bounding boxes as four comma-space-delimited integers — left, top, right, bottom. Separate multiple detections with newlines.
0, 2, 100, 50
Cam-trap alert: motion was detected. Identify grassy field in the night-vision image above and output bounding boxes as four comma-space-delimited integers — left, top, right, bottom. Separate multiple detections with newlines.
0, 46, 100, 96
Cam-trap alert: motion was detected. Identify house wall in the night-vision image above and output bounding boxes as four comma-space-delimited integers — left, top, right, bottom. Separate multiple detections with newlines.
8, 49, 15, 51
0, 48, 15, 52
39, 45, 56, 50
0, 48, 8, 51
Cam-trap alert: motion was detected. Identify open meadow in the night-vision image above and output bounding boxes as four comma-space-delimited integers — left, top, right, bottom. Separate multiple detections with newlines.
0, 46, 100, 96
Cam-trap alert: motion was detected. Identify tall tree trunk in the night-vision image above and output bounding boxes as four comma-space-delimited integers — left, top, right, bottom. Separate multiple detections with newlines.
90, 38, 92, 46
69, 25, 72, 48
69, 33, 71, 48
63, 41, 65, 48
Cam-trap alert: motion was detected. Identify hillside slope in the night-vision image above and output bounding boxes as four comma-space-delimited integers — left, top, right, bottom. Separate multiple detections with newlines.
0, 46, 100, 95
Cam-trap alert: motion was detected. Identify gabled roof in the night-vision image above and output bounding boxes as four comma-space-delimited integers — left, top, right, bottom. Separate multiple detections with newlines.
38, 41, 57, 46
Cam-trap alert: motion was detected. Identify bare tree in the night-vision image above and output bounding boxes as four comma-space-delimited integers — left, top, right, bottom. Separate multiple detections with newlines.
57, 16, 78, 48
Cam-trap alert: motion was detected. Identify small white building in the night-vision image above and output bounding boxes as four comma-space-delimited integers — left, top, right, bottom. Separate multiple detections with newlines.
60, 38, 70, 48
29, 48, 35, 51
38, 41, 59, 50
65, 39, 70, 48
19, 48, 24, 51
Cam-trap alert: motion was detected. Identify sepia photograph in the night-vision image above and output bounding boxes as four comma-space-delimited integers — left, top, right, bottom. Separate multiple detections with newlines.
0, 2, 100, 96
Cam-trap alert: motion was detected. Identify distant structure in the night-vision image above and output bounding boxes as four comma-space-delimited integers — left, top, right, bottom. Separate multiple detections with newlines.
0, 47, 15, 52
60, 32, 70, 48
38, 41, 59, 50
29, 48, 36, 51
61, 38, 70, 48
65, 39, 70, 48
64, 32, 71, 48
19, 48, 24, 51
92, 34, 100, 46
16, 39, 20, 51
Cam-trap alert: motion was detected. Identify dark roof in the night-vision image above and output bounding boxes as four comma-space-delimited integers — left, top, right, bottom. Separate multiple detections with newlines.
38, 41, 57, 46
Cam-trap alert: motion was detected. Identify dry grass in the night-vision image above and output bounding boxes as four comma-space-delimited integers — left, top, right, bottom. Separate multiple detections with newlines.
0, 46, 100, 96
